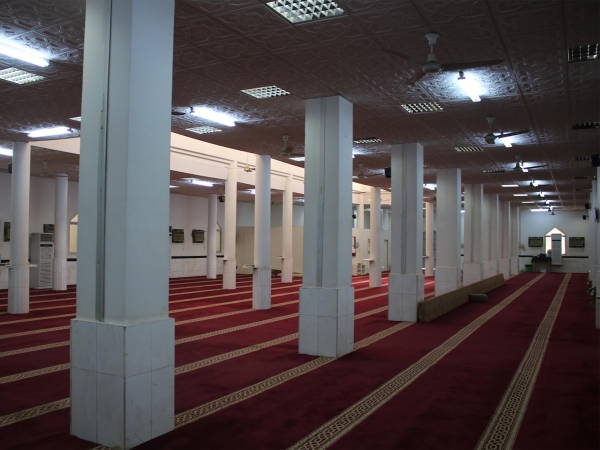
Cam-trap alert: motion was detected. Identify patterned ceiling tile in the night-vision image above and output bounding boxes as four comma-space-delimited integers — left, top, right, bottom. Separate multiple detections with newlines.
434, 17, 500, 44
215, 73, 272, 91
12, 29, 75, 56
173, 69, 233, 96
351, 4, 425, 35
29, 0, 84, 18
187, 61, 250, 80
502, 27, 564, 54
213, 4, 288, 34
296, 15, 366, 44
35, 19, 84, 48
564, 0, 599, 28
565, 25, 600, 47
233, 53, 291, 73
173, 41, 223, 68
273, 78, 333, 99
0, 0, 69, 31
199, 35, 265, 59
414, 0, 490, 24
489, 0, 561, 16
185, 0, 258, 16
443, 37, 506, 62
0, 20, 28, 38
494, 5, 562, 36
339, 0, 411, 15
246, 26, 315, 52
175, 16, 234, 45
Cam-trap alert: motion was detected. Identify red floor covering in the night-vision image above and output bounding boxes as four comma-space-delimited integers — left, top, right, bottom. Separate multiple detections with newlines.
0, 273, 597, 450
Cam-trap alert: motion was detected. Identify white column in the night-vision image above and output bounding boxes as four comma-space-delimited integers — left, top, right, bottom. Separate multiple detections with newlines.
369, 187, 382, 287
281, 174, 293, 283
435, 168, 462, 295
484, 193, 500, 278
8, 141, 31, 314
382, 208, 389, 231
52, 174, 69, 291
463, 184, 484, 285
595, 170, 600, 329
299, 96, 354, 357
357, 195, 365, 229
70, 2, 175, 448
510, 205, 520, 276
424, 202, 434, 277
253, 154, 271, 310
589, 181, 597, 292
388, 143, 424, 322
223, 160, 238, 289
206, 193, 217, 279
498, 201, 511, 279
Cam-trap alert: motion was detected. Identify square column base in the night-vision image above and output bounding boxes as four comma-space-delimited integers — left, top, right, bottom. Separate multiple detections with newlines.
388, 273, 424, 322
70, 318, 175, 450
299, 287, 354, 357
8, 265, 30, 314
510, 257, 519, 276
281, 258, 293, 283
206, 255, 217, 279
483, 260, 499, 279
435, 267, 461, 296
499, 258, 511, 280
463, 263, 483, 286
53, 258, 68, 291
223, 260, 236, 289
369, 260, 382, 287
252, 267, 272, 310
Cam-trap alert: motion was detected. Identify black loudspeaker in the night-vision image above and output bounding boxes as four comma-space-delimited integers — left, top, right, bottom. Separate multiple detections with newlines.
384, 167, 391, 178
218, 195, 225, 202
352, 214, 357, 219
8, 162, 12, 173
585, 202, 591, 209
583, 215, 587, 220
591, 154, 600, 167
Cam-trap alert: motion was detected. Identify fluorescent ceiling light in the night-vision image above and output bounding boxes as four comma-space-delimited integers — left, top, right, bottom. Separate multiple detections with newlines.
500, 138, 512, 148
530, 209, 548, 212
513, 194, 527, 197
530, 180, 539, 187
457, 71, 481, 102
400, 102, 443, 114
248, 189, 256, 195
539, 192, 545, 198
241, 85, 290, 99
423, 184, 436, 190
455, 146, 483, 152
190, 179, 214, 187
0, 147, 13, 157
187, 126, 222, 135
70, 117, 81, 122
289, 157, 305, 162
266, 0, 345, 24
522, 201, 535, 204
0, 67, 45, 85
169, 185, 179, 189
502, 184, 519, 187
191, 107, 235, 127
0, 42, 49, 67
354, 138, 382, 144
27, 127, 74, 138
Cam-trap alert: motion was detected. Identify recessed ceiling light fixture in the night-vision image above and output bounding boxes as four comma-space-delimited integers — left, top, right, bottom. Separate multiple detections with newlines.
502, 184, 519, 187
289, 156, 305, 162
354, 137, 382, 144
189, 179, 214, 187
483, 169, 505, 173
400, 102, 443, 114
0, 42, 49, 67
0, 67, 45, 84
423, 184, 436, 190
457, 70, 481, 102
568, 44, 599, 63
187, 126, 223, 135
530, 208, 548, 212
522, 201, 535, 204
70, 116, 81, 122
27, 127, 75, 138
0, 147, 13, 157
574, 175, 596, 180
513, 194, 527, 197
241, 85, 290, 99
572, 122, 600, 130
190, 107, 235, 127
499, 137, 512, 147
266, 0, 345, 24
455, 146, 483, 152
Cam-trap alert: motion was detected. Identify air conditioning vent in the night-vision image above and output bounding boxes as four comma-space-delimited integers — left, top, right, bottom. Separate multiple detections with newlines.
171, 229, 184, 243
483, 169, 506, 173
455, 146, 483, 152
568, 44, 599, 63
400, 102, 443, 114
572, 122, 599, 130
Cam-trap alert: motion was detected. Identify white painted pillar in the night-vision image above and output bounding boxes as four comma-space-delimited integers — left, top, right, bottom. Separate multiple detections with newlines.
463, 184, 484, 286
299, 96, 354, 357
510, 205, 520, 276
484, 193, 500, 278
369, 186, 382, 287
424, 202, 434, 277
595, 170, 600, 329
388, 143, 424, 322
253, 154, 271, 310
357, 195, 365, 229
223, 160, 238, 289
435, 168, 462, 295
382, 208, 390, 231
206, 193, 217, 279
52, 173, 69, 291
8, 141, 31, 314
70, 2, 175, 448
281, 174, 293, 283
589, 181, 597, 291
499, 201, 511, 279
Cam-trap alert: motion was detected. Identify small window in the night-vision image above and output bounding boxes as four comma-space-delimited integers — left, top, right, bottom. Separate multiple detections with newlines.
545, 227, 566, 255
69, 214, 78, 253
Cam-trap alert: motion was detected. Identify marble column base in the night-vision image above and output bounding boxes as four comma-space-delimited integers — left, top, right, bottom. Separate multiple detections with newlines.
369, 260, 381, 287
435, 266, 461, 296
222, 260, 236, 289
388, 273, 424, 322
483, 260, 499, 279
509, 257, 519, 277
8, 265, 29, 314
252, 267, 271, 310
52, 258, 68, 291
463, 263, 483, 286
299, 286, 354, 357
206, 255, 217, 279
70, 317, 175, 450
499, 258, 511, 280
281, 257, 293, 283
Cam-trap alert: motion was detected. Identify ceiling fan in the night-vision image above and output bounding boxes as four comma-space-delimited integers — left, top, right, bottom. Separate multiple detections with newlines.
513, 155, 548, 172
384, 32, 505, 85
280, 134, 304, 159
484, 116, 529, 145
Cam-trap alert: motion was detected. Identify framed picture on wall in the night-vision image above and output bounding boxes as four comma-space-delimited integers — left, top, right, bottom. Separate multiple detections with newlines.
528, 237, 543, 247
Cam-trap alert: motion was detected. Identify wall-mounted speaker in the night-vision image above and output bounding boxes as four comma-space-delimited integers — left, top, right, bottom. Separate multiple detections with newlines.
218, 195, 225, 202
8, 163, 12, 173
583, 215, 587, 220
384, 167, 391, 178
585, 202, 591, 209
591, 154, 600, 167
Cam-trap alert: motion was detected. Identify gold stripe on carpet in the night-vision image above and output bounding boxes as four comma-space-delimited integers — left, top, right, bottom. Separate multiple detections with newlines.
0, 313, 75, 326
475, 274, 570, 450
287, 274, 546, 450
0, 398, 71, 428
174, 321, 414, 428
0, 341, 69, 358
0, 325, 70, 340
0, 363, 71, 384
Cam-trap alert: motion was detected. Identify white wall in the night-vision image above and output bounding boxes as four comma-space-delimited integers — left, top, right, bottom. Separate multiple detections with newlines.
519, 209, 589, 273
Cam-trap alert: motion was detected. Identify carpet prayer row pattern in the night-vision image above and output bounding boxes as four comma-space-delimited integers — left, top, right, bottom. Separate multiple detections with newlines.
0, 272, 597, 450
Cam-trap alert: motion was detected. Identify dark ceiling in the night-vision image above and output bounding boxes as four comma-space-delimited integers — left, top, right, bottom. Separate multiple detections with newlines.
0, 0, 598, 207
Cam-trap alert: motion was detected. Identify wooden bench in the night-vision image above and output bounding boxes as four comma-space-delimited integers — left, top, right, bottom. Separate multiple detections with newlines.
417, 274, 505, 323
